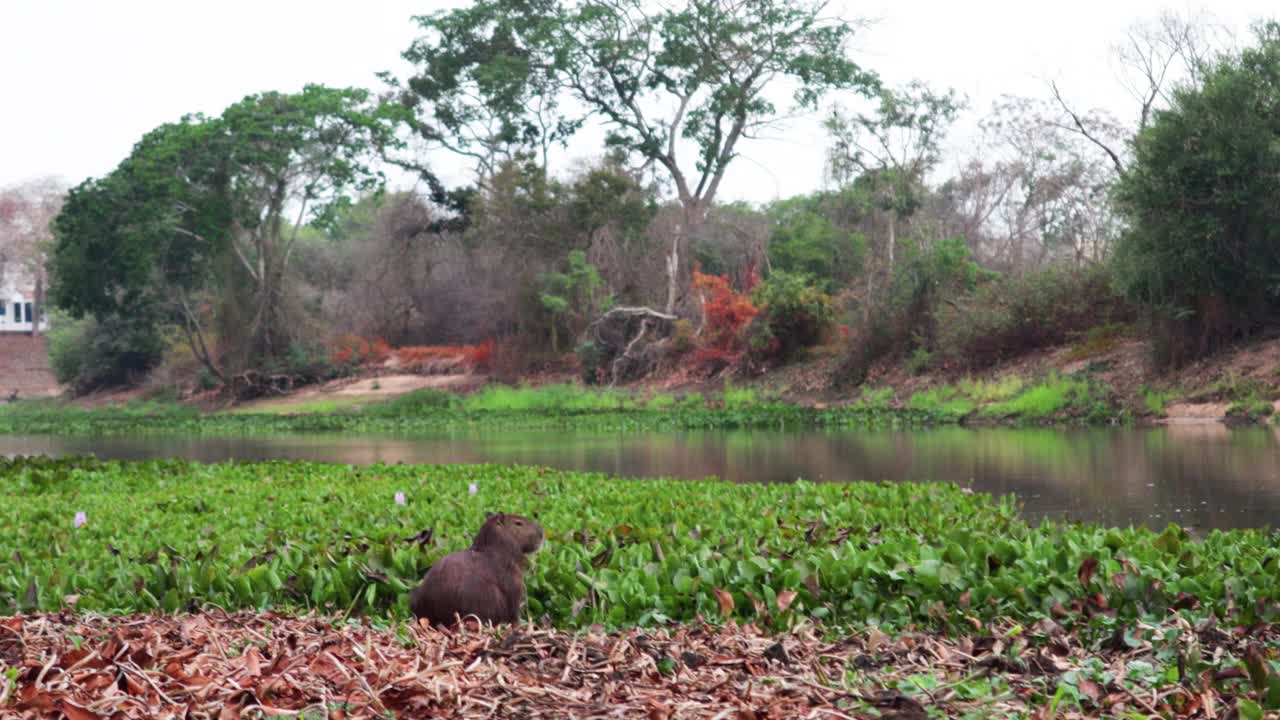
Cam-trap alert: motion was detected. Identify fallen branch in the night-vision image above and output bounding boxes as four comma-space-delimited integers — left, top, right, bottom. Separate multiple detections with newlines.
583, 306, 678, 385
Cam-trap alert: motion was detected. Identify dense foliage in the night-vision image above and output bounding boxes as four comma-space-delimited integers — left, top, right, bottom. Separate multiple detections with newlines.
35, 6, 1276, 399
935, 264, 1130, 370
46, 312, 166, 394
1115, 22, 1280, 368
4, 457, 1278, 640
49, 85, 404, 389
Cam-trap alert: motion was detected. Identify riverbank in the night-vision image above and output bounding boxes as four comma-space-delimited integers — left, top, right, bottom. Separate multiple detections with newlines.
12, 328, 1280, 431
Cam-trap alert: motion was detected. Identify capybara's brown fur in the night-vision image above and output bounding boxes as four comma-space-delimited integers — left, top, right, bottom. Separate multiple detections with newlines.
409, 512, 544, 626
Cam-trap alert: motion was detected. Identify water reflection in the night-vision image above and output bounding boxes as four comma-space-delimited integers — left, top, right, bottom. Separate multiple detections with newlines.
1, 425, 1277, 530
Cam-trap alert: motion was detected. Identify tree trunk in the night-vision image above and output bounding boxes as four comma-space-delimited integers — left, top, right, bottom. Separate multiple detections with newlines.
664, 236, 680, 315
664, 202, 707, 316
886, 212, 896, 275
30, 272, 42, 337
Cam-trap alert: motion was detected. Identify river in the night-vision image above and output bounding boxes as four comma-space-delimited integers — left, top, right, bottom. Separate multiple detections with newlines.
3, 424, 1278, 530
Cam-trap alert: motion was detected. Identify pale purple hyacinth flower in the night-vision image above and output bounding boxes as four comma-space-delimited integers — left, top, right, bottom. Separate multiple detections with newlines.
468, 483, 478, 496
394, 491, 407, 506
74, 511, 87, 528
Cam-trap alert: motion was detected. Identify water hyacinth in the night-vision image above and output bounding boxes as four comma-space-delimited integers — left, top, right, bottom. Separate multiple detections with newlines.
74, 511, 87, 528
394, 492, 406, 506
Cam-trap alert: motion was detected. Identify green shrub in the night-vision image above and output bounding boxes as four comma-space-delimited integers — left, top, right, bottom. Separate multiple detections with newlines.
1140, 386, 1176, 416
750, 270, 834, 361
260, 342, 348, 387
722, 384, 759, 409
47, 313, 165, 394
575, 340, 606, 385
906, 347, 932, 375
936, 264, 1130, 371
834, 237, 987, 385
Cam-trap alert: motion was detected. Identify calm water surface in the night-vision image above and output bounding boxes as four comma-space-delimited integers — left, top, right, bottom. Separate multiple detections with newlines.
3, 425, 1279, 530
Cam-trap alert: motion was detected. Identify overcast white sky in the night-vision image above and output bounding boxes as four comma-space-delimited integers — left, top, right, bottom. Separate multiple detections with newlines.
1, 1, 1275, 204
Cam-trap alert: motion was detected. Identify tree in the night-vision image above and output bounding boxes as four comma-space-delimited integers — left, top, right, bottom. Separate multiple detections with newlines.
389, 0, 582, 186
825, 81, 963, 272
938, 96, 1121, 273
1048, 8, 1230, 176
1114, 21, 1280, 368
539, 249, 610, 353
824, 81, 962, 321
51, 85, 403, 383
766, 193, 863, 290
0, 177, 64, 336
397, 0, 878, 315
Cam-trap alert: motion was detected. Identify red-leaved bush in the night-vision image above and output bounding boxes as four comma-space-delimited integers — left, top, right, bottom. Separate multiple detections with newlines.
691, 268, 759, 372
330, 335, 392, 367
394, 340, 495, 373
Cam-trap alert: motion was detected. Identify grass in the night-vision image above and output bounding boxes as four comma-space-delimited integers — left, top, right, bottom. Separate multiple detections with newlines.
461, 383, 637, 412
0, 384, 948, 436
980, 373, 1102, 421
229, 396, 373, 415
0, 375, 1128, 438
1139, 385, 1177, 416
1212, 374, 1277, 421
957, 375, 1025, 403
906, 386, 975, 419
5, 456, 1280, 639
852, 385, 894, 410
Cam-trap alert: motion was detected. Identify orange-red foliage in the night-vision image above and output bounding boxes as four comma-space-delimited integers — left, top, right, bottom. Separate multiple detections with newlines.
394, 340, 495, 373
330, 336, 496, 373
690, 269, 759, 370
330, 335, 392, 367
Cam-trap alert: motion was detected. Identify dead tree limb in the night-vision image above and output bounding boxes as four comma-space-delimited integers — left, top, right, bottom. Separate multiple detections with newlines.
583, 306, 678, 385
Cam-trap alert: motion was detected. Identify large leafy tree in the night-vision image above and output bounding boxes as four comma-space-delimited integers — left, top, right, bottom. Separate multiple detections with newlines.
396, 0, 878, 314
51, 85, 403, 381
1114, 22, 1280, 368
388, 0, 580, 185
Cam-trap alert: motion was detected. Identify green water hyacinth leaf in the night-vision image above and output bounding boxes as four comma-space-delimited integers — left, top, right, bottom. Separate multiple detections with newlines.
4, 456, 1280, 633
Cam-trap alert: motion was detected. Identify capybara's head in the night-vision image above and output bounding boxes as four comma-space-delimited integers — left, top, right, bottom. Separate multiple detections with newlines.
474, 512, 544, 555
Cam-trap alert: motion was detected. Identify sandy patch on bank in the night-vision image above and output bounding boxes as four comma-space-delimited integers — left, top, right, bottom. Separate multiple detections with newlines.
234, 373, 485, 413
1159, 401, 1231, 424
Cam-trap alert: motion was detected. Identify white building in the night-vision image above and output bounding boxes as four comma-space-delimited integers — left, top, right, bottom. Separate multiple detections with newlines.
0, 267, 49, 333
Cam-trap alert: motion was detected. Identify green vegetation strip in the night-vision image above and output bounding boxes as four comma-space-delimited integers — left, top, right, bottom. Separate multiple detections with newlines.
4, 457, 1276, 639
0, 386, 951, 436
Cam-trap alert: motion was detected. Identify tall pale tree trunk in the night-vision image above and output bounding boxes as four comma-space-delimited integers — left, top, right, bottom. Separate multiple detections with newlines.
886, 212, 896, 275
30, 272, 42, 337
664, 202, 707, 315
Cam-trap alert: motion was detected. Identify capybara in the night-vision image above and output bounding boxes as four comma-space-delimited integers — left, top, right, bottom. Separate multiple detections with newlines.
409, 512, 544, 626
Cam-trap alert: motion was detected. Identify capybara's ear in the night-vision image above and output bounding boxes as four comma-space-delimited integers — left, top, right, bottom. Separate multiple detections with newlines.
486, 511, 496, 520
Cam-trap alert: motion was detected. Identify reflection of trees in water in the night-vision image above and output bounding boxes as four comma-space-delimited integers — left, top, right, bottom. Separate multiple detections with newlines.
2, 426, 1278, 530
